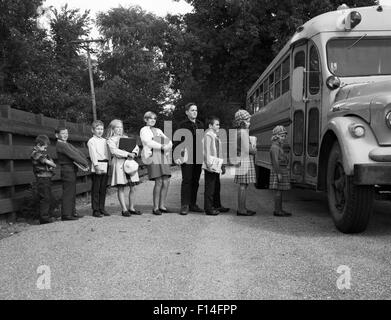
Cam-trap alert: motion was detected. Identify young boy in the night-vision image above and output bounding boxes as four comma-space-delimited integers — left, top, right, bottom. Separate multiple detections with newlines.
31, 135, 57, 224
202, 116, 229, 215
55, 126, 89, 221
87, 120, 110, 218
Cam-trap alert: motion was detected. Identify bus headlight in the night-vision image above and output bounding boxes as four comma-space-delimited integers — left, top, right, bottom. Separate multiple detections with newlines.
386, 111, 391, 128
349, 123, 365, 138
326, 76, 341, 90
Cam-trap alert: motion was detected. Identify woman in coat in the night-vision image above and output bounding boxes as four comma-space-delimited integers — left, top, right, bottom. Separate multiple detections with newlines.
140, 111, 172, 215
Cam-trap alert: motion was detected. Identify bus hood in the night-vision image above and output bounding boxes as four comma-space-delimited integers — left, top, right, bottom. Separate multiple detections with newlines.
332, 79, 391, 146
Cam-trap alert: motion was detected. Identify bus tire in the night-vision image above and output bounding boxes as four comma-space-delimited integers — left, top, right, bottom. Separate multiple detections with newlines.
326, 141, 374, 233
255, 165, 270, 189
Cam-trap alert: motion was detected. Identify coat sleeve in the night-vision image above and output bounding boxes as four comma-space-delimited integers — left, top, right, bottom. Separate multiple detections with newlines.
140, 127, 163, 150
87, 139, 98, 167
107, 137, 129, 159
204, 134, 213, 167
270, 145, 281, 174
57, 142, 88, 166
157, 129, 173, 148
132, 145, 140, 156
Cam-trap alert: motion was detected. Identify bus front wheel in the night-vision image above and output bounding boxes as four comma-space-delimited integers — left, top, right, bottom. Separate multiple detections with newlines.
326, 142, 374, 233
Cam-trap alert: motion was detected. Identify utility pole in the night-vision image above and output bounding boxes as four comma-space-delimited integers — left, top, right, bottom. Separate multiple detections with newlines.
71, 39, 104, 121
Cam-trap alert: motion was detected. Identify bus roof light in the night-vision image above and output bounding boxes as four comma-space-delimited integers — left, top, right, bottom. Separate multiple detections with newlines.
344, 11, 362, 31
337, 4, 349, 10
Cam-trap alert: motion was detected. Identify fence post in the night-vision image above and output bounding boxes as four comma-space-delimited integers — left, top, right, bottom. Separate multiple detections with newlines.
0, 105, 16, 222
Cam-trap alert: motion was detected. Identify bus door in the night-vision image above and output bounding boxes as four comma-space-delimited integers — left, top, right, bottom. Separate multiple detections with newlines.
304, 42, 322, 185
291, 43, 307, 184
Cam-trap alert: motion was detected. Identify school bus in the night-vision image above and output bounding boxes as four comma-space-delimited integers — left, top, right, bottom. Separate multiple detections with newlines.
247, 5, 391, 233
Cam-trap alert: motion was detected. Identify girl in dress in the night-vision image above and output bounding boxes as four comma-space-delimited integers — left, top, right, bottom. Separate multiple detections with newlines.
269, 125, 292, 217
106, 119, 141, 216
233, 109, 257, 216
140, 111, 172, 215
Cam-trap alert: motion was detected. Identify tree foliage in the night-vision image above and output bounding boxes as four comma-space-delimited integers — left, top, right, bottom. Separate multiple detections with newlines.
96, 6, 172, 132
0, 0, 379, 127
0, 1, 93, 121
163, 0, 377, 127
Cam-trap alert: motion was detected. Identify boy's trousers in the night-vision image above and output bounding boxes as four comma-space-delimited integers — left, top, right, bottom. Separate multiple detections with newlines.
204, 170, 222, 212
61, 165, 77, 217
91, 173, 109, 212
36, 177, 54, 221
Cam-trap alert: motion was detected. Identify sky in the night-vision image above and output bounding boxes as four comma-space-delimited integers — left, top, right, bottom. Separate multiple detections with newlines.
43, 0, 193, 18
40, 0, 391, 37
43, 0, 391, 17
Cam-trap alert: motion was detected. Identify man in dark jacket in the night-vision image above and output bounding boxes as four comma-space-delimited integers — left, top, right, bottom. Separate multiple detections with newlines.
174, 103, 205, 215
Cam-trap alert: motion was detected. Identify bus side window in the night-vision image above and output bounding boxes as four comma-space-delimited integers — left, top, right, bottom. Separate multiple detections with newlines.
263, 79, 269, 106
308, 108, 319, 156
294, 51, 305, 68
274, 65, 281, 98
309, 45, 321, 95
282, 56, 290, 94
259, 85, 264, 109
254, 88, 259, 112
268, 73, 274, 101
293, 110, 304, 156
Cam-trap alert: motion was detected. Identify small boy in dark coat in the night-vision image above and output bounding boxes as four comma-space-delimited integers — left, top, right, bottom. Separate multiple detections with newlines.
31, 135, 56, 224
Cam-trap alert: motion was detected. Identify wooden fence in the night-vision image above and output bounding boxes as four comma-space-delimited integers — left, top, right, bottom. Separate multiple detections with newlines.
0, 105, 93, 217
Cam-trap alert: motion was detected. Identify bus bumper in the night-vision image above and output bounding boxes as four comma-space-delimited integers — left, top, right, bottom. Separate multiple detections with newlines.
354, 163, 391, 185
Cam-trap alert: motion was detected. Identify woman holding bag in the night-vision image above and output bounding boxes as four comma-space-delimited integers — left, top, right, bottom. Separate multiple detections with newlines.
140, 111, 172, 215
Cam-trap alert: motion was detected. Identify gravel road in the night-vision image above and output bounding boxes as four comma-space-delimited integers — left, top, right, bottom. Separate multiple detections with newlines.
1, 167, 391, 299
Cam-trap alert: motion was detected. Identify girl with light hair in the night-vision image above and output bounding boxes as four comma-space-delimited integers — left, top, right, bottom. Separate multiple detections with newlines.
106, 119, 141, 216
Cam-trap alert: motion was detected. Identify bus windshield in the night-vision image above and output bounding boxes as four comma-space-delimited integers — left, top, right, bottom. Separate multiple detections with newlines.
327, 37, 391, 77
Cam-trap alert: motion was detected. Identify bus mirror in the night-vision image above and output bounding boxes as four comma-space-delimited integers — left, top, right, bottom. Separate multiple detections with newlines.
292, 67, 304, 102
344, 11, 361, 31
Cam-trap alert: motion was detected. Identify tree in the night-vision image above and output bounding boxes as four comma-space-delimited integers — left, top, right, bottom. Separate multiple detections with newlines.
3, 4, 94, 121
96, 6, 172, 132
163, 0, 377, 127
0, 0, 43, 96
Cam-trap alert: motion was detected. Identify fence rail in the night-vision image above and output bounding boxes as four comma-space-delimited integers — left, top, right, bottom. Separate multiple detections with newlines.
0, 105, 92, 217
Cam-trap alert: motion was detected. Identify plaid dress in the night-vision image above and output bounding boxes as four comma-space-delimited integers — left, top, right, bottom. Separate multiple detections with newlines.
234, 155, 256, 184
234, 129, 256, 185
269, 142, 291, 190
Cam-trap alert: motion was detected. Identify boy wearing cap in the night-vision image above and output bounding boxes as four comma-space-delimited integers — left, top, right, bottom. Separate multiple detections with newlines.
87, 120, 110, 218
269, 125, 292, 217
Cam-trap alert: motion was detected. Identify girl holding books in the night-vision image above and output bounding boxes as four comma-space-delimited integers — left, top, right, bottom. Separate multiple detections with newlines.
106, 119, 141, 216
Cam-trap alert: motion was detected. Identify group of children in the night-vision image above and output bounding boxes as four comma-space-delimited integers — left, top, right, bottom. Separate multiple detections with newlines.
30, 111, 292, 224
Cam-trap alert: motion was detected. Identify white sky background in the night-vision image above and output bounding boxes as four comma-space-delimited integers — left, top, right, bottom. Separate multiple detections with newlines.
43, 0, 391, 17
41, 0, 391, 35
42, 0, 193, 37
43, 0, 193, 18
